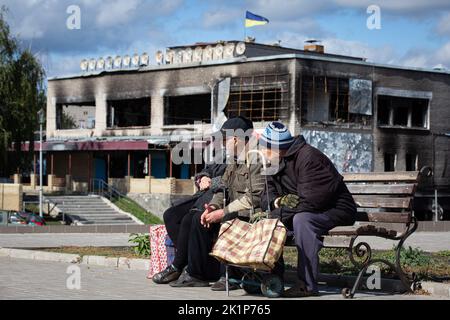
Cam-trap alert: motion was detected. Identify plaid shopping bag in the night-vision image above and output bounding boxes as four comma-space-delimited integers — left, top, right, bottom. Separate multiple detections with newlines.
210, 218, 287, 272
147, 225, 175, 279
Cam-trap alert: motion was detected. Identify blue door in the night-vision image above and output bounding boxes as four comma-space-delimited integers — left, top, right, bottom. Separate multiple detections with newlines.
94, 158, 107, 183
151, 151, 167, 179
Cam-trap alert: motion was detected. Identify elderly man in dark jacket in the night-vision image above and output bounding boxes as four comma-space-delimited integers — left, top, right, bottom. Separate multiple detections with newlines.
153, 163, 226, 284
259, 122, 357, 297
170, 116, 265, 289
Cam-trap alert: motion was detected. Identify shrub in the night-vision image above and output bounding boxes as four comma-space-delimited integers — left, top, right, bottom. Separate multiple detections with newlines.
128, 233, 150, 257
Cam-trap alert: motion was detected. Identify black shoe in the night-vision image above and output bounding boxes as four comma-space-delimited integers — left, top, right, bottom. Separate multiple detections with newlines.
152, 265, 181, 284
282, 281, 319, 298
169, 270, 210, 288
211, 277, 240, 291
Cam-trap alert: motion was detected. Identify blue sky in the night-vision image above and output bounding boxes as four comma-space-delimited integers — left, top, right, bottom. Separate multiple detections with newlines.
1, 0, 450, 77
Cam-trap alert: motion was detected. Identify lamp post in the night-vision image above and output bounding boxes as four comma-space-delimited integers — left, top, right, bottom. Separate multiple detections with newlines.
38, 109, 45, 218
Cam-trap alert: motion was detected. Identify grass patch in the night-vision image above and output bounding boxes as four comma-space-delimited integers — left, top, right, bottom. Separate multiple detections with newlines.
41, 246, 147, 259
112, 197, 162, 225
284, 247, 450, 281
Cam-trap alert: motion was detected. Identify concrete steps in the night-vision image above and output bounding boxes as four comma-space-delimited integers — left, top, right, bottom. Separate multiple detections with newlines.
45, 195, 139, 225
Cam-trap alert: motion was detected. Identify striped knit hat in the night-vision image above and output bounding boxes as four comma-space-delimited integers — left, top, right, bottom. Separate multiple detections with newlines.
259, 122, 294, 150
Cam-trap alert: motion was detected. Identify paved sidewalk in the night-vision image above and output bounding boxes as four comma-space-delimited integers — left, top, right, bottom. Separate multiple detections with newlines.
0, 233, 132, 248
0, 232, 449, 252
0, 257, 444, 300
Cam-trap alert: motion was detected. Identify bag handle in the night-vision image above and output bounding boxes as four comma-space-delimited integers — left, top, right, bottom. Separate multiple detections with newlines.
246, 150, 271, 223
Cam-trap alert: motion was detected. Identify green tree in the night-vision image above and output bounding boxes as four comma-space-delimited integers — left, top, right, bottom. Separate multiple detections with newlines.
0, 7, 46, 176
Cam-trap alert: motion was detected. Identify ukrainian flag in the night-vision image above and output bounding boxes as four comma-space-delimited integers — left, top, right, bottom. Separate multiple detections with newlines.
245, 11, 269, 28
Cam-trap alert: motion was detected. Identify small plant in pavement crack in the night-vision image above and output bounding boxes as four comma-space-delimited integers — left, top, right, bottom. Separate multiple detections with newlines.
128, 233, 150, 257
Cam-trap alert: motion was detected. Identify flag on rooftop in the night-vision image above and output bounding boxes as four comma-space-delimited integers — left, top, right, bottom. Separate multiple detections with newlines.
245, 11, 269, 28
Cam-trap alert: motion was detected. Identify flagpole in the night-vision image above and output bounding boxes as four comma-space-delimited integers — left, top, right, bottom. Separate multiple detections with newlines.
244, 14, 247, 40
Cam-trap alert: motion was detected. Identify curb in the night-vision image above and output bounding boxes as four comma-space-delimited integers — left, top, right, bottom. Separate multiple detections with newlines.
286, 270, 450, 298
419, 281, 450, 298
0, 248, 149, 271
1, 248, 449, 298
0, 248, 80, 263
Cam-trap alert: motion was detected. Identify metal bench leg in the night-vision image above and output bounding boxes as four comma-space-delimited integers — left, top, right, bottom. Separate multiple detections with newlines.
350, 265, 369, 298
393, 217, 419, 293
225, 265, 229, 297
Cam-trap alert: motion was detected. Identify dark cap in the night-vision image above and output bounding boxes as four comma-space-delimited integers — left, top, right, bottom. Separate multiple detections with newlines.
220, 116, 254, 133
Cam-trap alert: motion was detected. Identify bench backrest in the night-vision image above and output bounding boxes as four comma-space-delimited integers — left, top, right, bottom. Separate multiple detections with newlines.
343, 171, 420, 225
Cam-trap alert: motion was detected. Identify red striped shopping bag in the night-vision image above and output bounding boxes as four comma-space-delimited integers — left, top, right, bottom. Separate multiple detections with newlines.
147, 225, 175, 279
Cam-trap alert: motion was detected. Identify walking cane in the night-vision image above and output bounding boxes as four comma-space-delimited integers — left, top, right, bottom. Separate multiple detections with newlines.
226, 150, 271, 297
246, 150, 271, 220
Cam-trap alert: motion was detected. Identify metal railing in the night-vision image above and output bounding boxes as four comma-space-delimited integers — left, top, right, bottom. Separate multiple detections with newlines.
90, 179, 143, 220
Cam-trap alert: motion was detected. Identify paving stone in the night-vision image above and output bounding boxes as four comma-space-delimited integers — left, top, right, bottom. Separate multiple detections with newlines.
0, 257, 444, 300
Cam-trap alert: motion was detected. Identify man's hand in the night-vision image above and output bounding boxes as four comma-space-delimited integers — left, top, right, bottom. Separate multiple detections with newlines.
200, 204, 213, 227
199, 176, 212, 191
204, 209, 225, 225
276, 194, 300, 209
201, 204, 223, 228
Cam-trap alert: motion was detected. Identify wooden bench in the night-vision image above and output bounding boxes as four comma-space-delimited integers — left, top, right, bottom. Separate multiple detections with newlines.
288, 170, 424, 299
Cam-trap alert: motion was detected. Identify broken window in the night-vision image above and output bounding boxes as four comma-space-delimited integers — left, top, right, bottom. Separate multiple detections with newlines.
349, 79, 373, 115
384, 153, 397, 172
56, 102, 96, 130
377, 95, 429, 129
301, 76, 372, 126
377, 96, 391, 126
405, 153, 418, 172
328, 78, 350, 122
411, 99, 428, 127
225, 74, 290, 122
107, 98, 151, 128
165, 94, 211, 125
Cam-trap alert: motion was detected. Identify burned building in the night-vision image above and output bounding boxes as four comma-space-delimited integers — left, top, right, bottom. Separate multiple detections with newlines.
18, 40, 450, 220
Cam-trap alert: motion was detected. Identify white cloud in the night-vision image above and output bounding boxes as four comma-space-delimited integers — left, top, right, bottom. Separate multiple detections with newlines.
275, 31, 396, 64
335, 0, 450, 14
203, 9, 241, 28
399, 41, 450, 70
96, 0, 142, 27
436, 12, 450, 35
435, 41, 450, 65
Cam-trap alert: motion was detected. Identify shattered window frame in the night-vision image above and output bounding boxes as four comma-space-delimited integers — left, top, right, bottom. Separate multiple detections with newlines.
377, 95, 430, 130
56, 102, 96, 130
225, 74, 290, 122
164, 94, 212, 126
300, 75, 372, 127
107, 97, 152, 129
384, 152, 397, 172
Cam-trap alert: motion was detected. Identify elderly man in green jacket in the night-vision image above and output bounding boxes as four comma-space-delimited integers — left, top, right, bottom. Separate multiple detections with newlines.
170, 116, 265, 290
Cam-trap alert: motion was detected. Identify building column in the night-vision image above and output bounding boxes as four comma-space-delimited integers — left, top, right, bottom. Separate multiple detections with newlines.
289, 60, 300, 135
50, 153, 54, 175
107, 153, 111, 180
46, 153, 55, 192
47, 175, 55, 191
95, 94, 107, 136
13, 174, 21, 185
147, 153, 152, 177
30, 174, 37, 189
46, 96, 57, 139
30, 153, 37, 189
66, 153, 72, 193
125, 152, 132, 193
169, 148, 173, 178
151, 94, 164, 136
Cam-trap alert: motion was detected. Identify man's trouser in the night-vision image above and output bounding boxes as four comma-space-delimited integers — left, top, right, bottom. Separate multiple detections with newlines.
164, 190, 214, 271
292, 212, 336, 293
186, 210, 222, 281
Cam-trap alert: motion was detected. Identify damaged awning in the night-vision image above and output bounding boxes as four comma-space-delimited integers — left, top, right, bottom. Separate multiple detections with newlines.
20, 140, 150, 152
